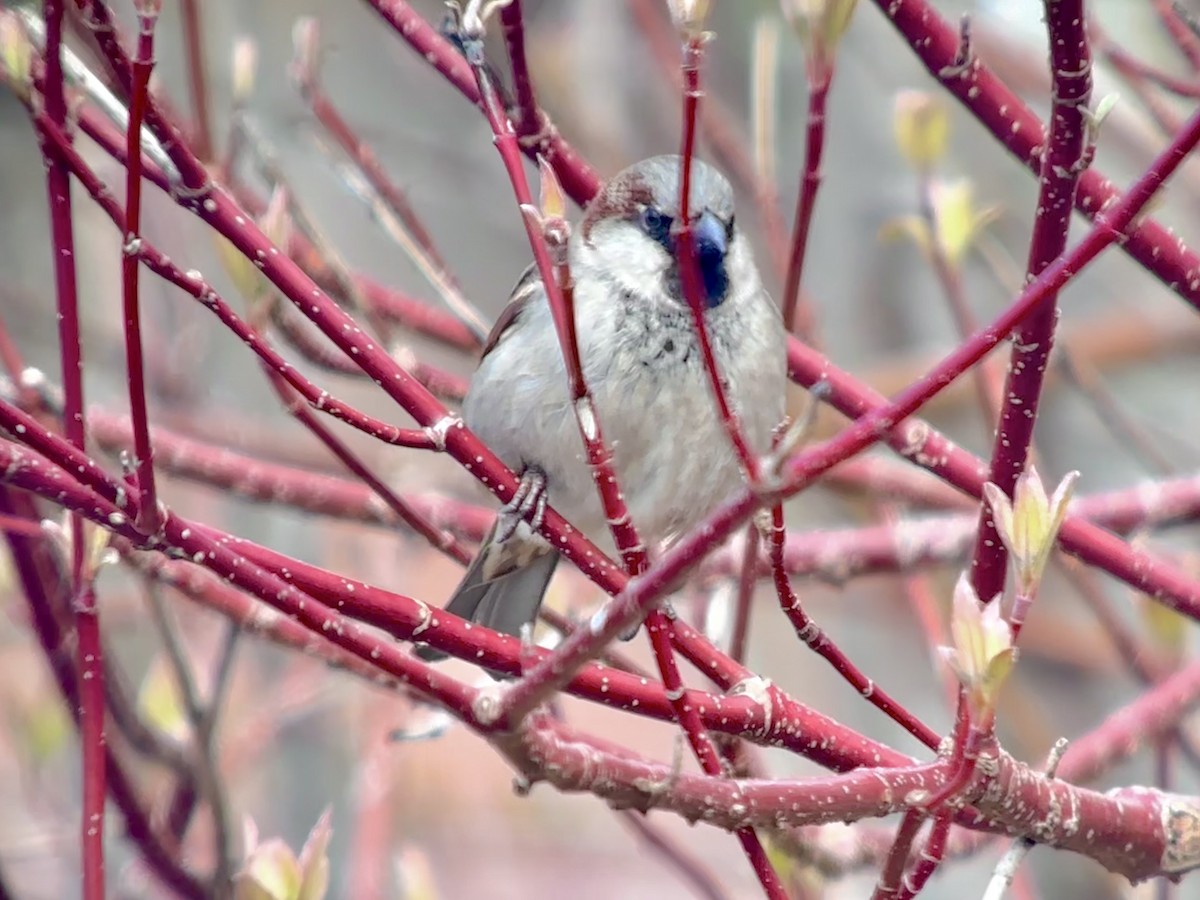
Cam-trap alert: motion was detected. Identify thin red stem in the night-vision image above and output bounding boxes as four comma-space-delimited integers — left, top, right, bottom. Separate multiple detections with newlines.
728, 525, 759, 664
970, 0, 1091, 603
873, 811, 926, 899
41, 3, 106, 896
0, 488, 204, 899
75, 0, 209, 191
675, 37, 761, 482
179, 0, 213, 161
261, 366, 471, 565
626, 0, 791, 279
34, 113, 437, 453
498, 0, 540, 137
365, 0, 602, 203
290, 20, 458, 285
869, 0, 1200, 315
1096, 30, 1200, 98
781, 69, 829, 341
123, 7, 163, 536
897, 811, 953, 899
768, 505, 939, 749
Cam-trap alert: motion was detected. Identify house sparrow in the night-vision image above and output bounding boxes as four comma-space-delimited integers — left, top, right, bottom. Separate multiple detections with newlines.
418, 155, 786, 660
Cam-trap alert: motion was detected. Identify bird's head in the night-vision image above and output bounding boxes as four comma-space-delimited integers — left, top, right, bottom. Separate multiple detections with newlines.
575, 155, 755, 310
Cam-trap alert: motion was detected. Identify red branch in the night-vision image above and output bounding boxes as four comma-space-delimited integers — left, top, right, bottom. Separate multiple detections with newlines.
674, 37, 761, 481
869, 0, 1200, 314
179, 0, 213, 160
365, 0, 602, 203
40, 4, 106, 896
34, 113, 437, 453
767, 505, 939, 749
781, 51, 831, 340
0, 487, 206, 899
122, 3, 163, 536
970, 0, 1092, 603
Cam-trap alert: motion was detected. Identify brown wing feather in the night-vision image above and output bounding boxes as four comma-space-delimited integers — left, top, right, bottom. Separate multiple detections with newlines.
480, 264, 543, 359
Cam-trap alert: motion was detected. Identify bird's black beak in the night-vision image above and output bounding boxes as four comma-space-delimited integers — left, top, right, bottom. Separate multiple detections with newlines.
692, 210, 729, 307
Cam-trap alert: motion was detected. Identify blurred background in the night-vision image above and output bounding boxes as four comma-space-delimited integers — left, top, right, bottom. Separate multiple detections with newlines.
2, 0, 1200, 896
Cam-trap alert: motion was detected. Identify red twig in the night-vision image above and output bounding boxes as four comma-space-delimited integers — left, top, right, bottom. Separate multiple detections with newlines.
0, 488, 205, 899
873, 810, 926, 899
767, 505, 940, 750
39, 4, 106, 896
780, 59, 830, 341
728, 525, 759, 664
896, 811, 953, 899
455, 11, 649, 581
674, 36, 761, 482
618, 811, 732, 900
498, 0, 540, 138
178, 0, 212, 161
260, 366, 471, 565
869, 0, 1200, 316
33, 113, 437, 454
268, 302, 468, 401
59, 99, 479, 354
970, 0, 1092, 603
74, 0, 209, 192
1097, 39, 1200, 99
626, 0, 791, 279
82, 408, 492, 540
365, 0, 602, 203
122, 2, 163, 536
289, 18, 460, 290
662, 43, 786, 893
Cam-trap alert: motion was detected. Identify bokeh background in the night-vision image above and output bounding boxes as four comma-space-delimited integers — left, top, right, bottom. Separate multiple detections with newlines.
2, 0, 1200, 896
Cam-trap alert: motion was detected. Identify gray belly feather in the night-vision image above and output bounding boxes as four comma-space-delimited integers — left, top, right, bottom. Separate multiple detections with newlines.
463, 280, 786, 550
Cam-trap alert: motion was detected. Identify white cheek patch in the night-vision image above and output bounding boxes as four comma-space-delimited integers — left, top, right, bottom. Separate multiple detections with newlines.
576, 222, 670, 294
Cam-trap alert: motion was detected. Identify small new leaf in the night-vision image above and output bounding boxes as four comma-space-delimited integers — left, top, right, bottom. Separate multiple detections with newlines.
983, 466, 1079, 596
667, 0, 712, 39
232, 37, 258, 108
41, 514, 118, 585
939, 575, 1014, 728
893, 90, 948, 171
879, 179, 998, 269
0, 10, 32, 101
781, 0, 859, 74
235, 811, 331, 900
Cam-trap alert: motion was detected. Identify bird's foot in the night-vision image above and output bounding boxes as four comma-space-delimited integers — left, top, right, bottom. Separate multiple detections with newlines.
495, 466, 548, 542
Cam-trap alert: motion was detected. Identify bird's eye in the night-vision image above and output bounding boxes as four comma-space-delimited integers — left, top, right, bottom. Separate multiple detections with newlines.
639, 206, 673, 244
726, 214, 736, 238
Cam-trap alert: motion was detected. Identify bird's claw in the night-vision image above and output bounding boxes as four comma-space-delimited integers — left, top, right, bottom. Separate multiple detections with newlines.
496, 466, 548, 542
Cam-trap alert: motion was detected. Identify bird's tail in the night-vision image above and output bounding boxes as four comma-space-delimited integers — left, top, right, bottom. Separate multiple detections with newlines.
416, 527, 559, 663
